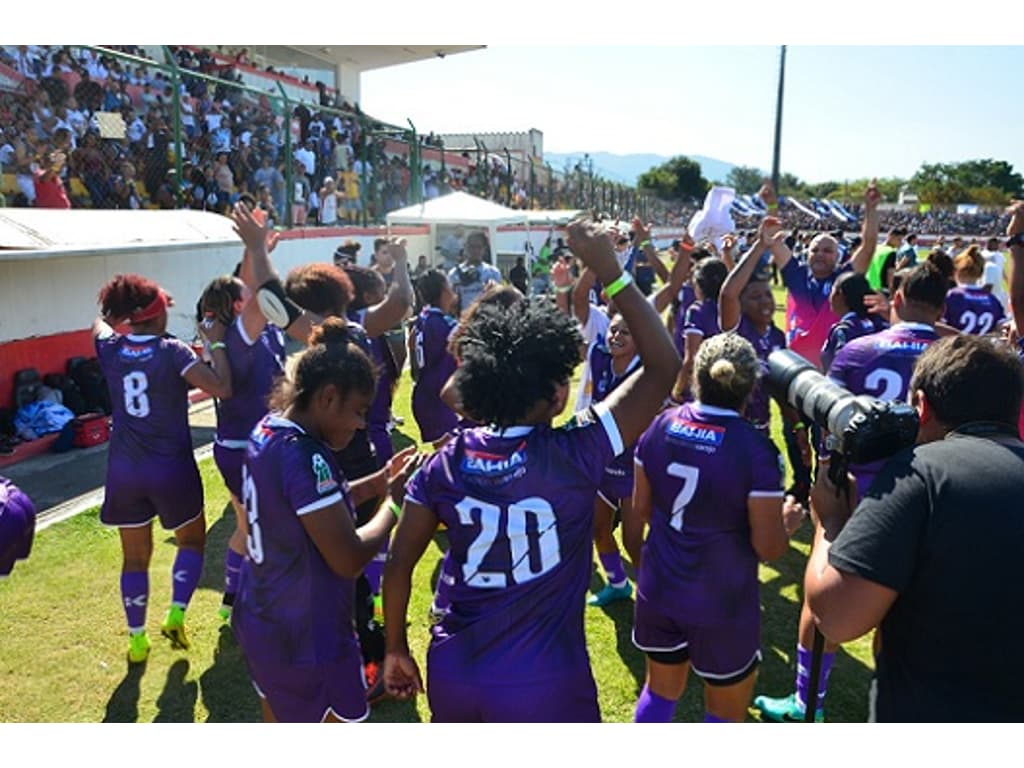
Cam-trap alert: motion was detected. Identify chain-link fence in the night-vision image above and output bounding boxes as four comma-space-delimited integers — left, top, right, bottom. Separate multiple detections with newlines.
0, 45, 666, 224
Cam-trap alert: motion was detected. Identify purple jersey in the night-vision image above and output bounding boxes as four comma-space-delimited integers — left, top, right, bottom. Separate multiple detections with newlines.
683, 299, 721, 343
349, 308, 396, 430
587, 340, 641, 500
672, 284, 699, 356
331, 321, 378, 479
234, 414, 360, 667
0, 477, 36, 578
216, 318, 285, 444
96, 332, 199, 460
733, 316, 786, 430
827, 322, 938, 495
411, 308, 459, 443
820, 312, 888, 374
942, 286, 1005, 335
634, 402, 782, 627
405, 404, 623, 689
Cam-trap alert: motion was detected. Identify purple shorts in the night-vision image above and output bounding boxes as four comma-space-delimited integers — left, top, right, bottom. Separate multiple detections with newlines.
101, 456, 204, 530
597, 464, 633, 508
426, 668, 600, 722
213, 443, 245, 500
247, 652, 369, 723
632, 587, 761, 684
412, 392, 458, 444
367, 423, 394, 468
0, 481, 36, 578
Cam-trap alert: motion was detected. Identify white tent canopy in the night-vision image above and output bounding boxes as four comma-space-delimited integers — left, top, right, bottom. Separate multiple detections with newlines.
386, 192, 529, 268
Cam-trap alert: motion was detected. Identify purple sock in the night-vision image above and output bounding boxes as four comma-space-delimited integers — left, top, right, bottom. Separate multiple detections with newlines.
703, 712, 729, 723
170, 548, 204, 609
364, 537, 389, 595
599, 551, 627, 588
634, 685, 676, 723
121, 571, 149, 633
223, 548, 243, 602
795, 645, 835, 712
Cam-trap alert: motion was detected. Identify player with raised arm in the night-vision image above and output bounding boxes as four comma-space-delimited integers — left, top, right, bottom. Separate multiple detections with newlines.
381, 217, 679, 722
630, 333, 803, 722
94, 274, 232, 663
231, 319, 421, 722
753, 260, 947, 723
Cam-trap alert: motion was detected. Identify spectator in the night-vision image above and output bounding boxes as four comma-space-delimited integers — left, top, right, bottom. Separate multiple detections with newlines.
448, 232, 502, 314
805, 334, 1024, 722
34, 149, 70, 209
213, 151, 234, 197
509, 256, 529, 295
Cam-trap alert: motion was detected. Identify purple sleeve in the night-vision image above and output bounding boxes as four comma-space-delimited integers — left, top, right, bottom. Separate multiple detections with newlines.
166, 337, 199, 377
749, 433, 784, 495
633, 415, 660, 469
556, 402, 625, 485
827, 341, 855, 385
404, 448, 445, 508
283, 439, 345, 517
781, 258, 807, 294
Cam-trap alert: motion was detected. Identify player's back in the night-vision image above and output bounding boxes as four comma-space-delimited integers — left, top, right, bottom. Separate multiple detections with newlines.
943, 285, 1005, 335
636, 402, 782, 626
96, 332, 197, 460
827, 322, 938, 402
216, 320, 285, 443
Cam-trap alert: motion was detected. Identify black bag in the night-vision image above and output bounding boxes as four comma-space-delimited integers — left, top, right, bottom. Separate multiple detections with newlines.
44, 373, 87, 416
68, 357, 111, 416
13, 369, 42, 410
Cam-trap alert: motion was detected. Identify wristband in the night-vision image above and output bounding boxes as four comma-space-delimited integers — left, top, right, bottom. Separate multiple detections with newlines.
639, 239, 651, 249
767, 203, 779, 211
388, 499, 402, 521
792, 422, 807, 431
604, 272, 633, 298
555, 284, 573, 294
677, 241, 695, 253
208, 342, 226, 351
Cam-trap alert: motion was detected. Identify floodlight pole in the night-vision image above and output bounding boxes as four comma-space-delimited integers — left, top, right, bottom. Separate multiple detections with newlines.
771, 45, 786, 193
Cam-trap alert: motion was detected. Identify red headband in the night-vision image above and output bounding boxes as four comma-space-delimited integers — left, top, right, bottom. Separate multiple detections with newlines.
130, 291, 168, 323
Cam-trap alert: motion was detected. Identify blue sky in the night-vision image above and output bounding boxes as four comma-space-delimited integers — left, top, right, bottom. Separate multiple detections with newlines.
361, 45, 1023, 185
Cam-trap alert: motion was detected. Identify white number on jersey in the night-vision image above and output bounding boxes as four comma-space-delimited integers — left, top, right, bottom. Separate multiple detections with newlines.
865, 367, 903, 401
242, 465, 264, 564
455, 495, 561, 588
414, 329, 426, 371
122, 371, 151, 418
958, 310, 994, 335
667, 463, 700, 532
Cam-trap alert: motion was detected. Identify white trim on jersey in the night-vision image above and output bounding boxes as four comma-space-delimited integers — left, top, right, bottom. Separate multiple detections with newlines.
215, 438, 249, 450
235, 314, 257, 347
631, 628, 690, 653
593, 401, 625, 457
126, 333, 157, 341
684, 327, 705, 337
890, 321, 935, 333
691, 649, 763, 680
295, 492, 343, 517
748, 490, 785, 498
404, 493, 427, 507
180, 359, 200, 377
693, 403, 741, 418
480, 425, 535, 438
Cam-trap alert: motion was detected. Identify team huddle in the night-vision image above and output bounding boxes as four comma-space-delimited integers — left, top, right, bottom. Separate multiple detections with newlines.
2, 187, 1023, 723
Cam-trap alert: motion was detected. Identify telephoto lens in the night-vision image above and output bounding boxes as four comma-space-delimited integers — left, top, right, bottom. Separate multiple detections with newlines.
765, 350, 919, 465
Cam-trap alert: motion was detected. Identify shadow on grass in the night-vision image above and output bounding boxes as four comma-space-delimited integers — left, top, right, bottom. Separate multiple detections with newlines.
102, 660, 147, 722
154, 659, 198, 722
391, 428, 418, 454
199, 624, 261, 722
588, 564, 647, 690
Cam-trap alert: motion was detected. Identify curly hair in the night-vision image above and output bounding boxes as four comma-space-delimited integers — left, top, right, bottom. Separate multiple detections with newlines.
285, 263, 354, 318
693, 333, 759, 411
196, 275, 244, 326
268, 317, 376, 412
448, 283, 524, 359
98, 273, 163, 321
454, 298, 582, 427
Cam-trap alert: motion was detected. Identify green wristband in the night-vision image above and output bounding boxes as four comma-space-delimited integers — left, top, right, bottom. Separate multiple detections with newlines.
605, 272, 634, 298
388, 499, 402, 521
639, 239, 651, 249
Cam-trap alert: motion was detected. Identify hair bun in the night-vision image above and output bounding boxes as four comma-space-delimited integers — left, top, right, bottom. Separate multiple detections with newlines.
308, 316, 350, 346
710, 358, 736, 385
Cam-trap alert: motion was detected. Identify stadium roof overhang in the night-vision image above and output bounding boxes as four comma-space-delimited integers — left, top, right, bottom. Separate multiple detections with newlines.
253, 46, 485, 74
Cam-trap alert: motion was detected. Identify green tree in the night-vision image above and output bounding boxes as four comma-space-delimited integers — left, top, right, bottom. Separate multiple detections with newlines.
725, 165, 765, 195
638, 156, 709, 202
911, 159, 1022, 204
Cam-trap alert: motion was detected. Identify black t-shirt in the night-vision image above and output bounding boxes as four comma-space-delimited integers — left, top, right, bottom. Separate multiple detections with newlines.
830, 431, 1024, 722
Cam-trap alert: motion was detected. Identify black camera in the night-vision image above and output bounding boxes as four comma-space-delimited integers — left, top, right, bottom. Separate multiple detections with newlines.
455, 263, 481, 286
766, 350, 919, 474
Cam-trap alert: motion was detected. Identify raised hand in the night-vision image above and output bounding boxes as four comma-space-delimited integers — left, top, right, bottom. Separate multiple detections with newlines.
758, 180, 778, 208
1007, 200, 1024, 236
232, 201, 269, 254
864, 179, 881, 209
566, 218, 621, 283
387, 236, 409, 265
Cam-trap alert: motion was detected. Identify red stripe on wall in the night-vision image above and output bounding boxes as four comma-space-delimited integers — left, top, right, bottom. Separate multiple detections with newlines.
0, 329, 95, 411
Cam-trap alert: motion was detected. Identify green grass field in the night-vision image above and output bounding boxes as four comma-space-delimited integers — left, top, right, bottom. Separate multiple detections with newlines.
0, 286, 875, 722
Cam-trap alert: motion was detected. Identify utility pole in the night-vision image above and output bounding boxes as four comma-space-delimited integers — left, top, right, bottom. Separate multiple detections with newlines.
771, 45, 786, 192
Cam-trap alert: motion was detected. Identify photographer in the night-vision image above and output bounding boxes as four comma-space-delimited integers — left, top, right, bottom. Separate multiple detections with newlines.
804, 335, 1024, 722
448, 232, 501, 315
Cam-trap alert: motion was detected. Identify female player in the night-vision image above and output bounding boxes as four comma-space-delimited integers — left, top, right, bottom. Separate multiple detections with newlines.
231, 319, 421, 722
202, 204, 315, 620
630, 333, 803, 722
943, 245, 1006, 335
94, 273, 232, 663
819, 272, 887, 372
381, 218, 680, 722
409, 269, 460, 448
673, 256, 728, 402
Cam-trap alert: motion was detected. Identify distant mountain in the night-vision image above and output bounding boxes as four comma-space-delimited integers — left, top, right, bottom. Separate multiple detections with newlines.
543, 151, 743, 187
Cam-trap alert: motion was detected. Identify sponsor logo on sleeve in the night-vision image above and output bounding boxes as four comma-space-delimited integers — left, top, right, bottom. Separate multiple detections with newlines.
312, 453, 339, 495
